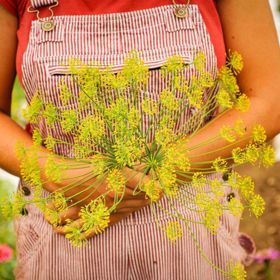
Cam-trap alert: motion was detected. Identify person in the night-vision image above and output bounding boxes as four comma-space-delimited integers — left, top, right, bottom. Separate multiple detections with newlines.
0, 0, 279, 279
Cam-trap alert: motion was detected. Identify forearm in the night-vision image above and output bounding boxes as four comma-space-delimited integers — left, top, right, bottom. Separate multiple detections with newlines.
185, 95, 279, 169
0, 112, 58, 190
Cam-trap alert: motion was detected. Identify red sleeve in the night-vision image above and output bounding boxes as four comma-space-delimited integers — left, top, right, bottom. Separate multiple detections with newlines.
0, 0, 17, 16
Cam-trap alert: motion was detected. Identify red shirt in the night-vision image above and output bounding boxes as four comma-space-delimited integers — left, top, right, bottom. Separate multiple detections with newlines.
0, 0, 226, 83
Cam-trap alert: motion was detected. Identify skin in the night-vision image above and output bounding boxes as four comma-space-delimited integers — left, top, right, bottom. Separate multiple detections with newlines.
0, 0, 280, 239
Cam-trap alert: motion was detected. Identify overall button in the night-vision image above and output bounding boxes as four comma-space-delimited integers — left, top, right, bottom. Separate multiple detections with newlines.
227, 192, 235, 202
222, 168, 233, 181
20, 207, 29, 216
21, 186, 31, 196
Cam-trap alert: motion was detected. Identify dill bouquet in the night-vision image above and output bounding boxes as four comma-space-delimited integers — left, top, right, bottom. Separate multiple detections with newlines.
2, 51, 275, 279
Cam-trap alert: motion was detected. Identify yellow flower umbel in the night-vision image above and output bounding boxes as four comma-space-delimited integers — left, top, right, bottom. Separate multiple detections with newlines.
65, 221, 87, 247
106, 169, 126, 194
80, 198, 110, 235
142, 179, 162, 202
229, 262, 246, 280
226, 50, 244, 75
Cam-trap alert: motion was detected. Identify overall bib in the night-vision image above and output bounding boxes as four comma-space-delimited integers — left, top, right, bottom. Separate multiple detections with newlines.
14, 0, 252, 279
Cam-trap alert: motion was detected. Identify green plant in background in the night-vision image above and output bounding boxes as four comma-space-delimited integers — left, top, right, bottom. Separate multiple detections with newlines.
0, 181, 16, 280
2, 51, 276, 280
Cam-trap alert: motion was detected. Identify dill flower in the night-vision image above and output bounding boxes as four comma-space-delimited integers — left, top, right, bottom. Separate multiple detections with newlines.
228, 197, 244, 217
210, 179, 224, 198
249, 194, 265, 218
227, 51, 244, 75
60, 110, 77, 133
204, 203, 222, 234
163, 221, 183, 242
113, 138, 142, 167
12, 191, 27, 218
195, 192, 212, 210
32, 128, 43, 146
45, 135, 57, 151
229, 262, 246, 280
106, 169, 126, 194
157, 166, 178, 197
232, 147, 247, 165
51, 192, 68, 212
58, 80, 73, 106
159, 89, 180, 111
43, 103, 58, 126
161, 55, 184, 75
259, 144, 275, 167
22, 93, 43, 123
245, 144, 259, 164
188, 87, 204, 109
192, 172, 207, 188
142, 97, 158, 115
122, 51, 149, 85
238, 176, 255, 199
18, 146, 42, 190
235, 94, 250, 112
80, 198, 110, 235
212, 157, 228, 173
142, 179, 162, 202
220, 126, 236, 142
65, 220, 87, 247
78, 115, 105, 144
192, 51, 206, 72
45, 154, 66, 183
91, 154, 107, 177
200, 72, 214, 88
44, 207, 61, 227
218, 66, 239, 95
127, 107, 141, 129
155, 127, 174, 147
72, 142, 92, 159
252, 124, 266, 144
216, 88, 233, 109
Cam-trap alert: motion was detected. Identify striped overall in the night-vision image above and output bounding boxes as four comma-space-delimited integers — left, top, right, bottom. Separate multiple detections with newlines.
14, 0, 253, 279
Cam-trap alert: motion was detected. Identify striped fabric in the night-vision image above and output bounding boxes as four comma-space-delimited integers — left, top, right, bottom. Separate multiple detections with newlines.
30, 0, 58, 9
15, 3, 250, 280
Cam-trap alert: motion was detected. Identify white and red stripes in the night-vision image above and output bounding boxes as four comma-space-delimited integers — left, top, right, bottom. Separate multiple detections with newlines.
30, 0, 58, 9
15, 3, 249, 280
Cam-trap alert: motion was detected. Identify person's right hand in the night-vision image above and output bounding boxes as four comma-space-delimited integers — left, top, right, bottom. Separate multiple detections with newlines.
42, 157, 162, 235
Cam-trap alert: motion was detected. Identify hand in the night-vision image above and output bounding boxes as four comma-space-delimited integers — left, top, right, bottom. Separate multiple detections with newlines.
43, 158, 163, 238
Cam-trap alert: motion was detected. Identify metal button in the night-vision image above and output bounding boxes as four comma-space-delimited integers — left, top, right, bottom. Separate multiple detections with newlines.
21, 186, 31, 196
20, 207, 29, 216
174, 7, 188, 18
41, 20, 56, 32
227, 192, 235, 202
222, 168, 233, 181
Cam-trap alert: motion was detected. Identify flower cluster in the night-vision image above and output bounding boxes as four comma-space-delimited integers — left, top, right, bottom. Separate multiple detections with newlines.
9, 50, 276, 279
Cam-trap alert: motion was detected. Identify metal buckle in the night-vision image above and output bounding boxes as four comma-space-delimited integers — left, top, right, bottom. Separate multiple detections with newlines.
172, 0, 190, 19
27, 1, 59, 32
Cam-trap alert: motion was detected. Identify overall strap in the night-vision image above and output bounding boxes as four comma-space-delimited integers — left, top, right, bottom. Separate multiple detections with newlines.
30, 0, 58, 9
28, 0, 59, 31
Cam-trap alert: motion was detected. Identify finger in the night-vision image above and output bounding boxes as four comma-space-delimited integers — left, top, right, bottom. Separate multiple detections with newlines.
113, 198, 151, 211
59, 205, 81, 225
54, 219, 83, 235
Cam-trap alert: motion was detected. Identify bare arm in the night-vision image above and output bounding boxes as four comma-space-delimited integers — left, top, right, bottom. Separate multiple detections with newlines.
185, 0, 280, 165
0, 5, 36, 176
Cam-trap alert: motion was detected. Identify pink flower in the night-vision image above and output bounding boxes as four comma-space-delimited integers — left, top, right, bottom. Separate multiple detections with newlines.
0, 244, 13, 263
253, 248, 280, 264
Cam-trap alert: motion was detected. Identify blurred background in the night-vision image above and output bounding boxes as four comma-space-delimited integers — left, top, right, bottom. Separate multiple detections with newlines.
0, 1, 279, 279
